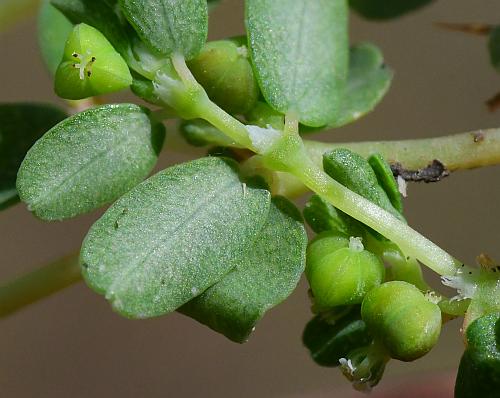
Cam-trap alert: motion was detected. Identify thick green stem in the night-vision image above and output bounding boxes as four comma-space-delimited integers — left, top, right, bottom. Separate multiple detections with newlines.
305, 128, 500, 171
0, 252, 82, 318
261, 131, 462, 276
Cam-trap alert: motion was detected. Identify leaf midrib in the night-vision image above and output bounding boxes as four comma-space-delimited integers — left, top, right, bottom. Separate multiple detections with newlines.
107, 176, 244, 299
30, 120, 143, 210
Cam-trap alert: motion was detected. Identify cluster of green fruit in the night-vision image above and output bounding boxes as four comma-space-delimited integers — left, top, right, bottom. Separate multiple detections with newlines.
301, 148, 441, 389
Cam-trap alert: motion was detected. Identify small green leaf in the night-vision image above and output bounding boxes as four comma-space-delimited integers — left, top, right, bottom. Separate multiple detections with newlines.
38, 0, 73, 75
55, 23, 132, 100
329, 43, 393, 128
17, 104, 164, 220
119, 0, 208, 59
245, 0, 349, 126
303, 194, 360, 235
489, 27, 500, 72
303, 307, 372, 367
323, 149, 405, 223
180, 119, 238, 148
81, 157, 271, 319
0, 103, 67, 211
368, 153, 403, 214
180, 196, 306, 342
51, 0, 131, 57
349, 0, 433, 20
455, 313, 500, 398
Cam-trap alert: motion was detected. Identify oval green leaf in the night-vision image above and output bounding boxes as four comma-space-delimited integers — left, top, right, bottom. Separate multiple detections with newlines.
329, 43, 393, 129
349, 0, 434, 20
17, 103, 165, 220
180, 196, 306, 343
245, 0, 348, 127
119, 0, 208, 59
81, 157, 271, 319
0, 103, 67, 211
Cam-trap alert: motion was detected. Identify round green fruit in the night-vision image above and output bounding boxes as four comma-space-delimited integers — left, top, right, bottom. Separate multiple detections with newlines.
187, 39, 259, 114
307, 237, 385, 310
361, 281, 442, 361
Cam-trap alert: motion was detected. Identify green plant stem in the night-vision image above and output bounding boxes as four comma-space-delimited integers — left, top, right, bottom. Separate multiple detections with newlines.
305, 128, 500, 171
0, 252, 82, 318
157, 55, 466, 276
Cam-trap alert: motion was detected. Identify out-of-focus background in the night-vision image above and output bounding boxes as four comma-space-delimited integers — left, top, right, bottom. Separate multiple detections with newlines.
1, 0, 499, 397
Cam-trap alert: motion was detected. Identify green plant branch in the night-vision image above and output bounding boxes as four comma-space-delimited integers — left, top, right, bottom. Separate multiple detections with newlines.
0, 252, 82, 318
153, 57, 466, 277
305, 128, 500, 171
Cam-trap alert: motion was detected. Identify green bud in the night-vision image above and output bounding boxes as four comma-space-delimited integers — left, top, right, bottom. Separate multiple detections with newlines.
455, 312, 500, 398
307, 237, 385, 310
187, 39, 259, 114
55, 23, 132, 100
361, 281, 442, 361
302, 306, 372, 367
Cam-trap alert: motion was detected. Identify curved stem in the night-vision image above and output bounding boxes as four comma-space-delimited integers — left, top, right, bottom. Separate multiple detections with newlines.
0, 252, 82, 318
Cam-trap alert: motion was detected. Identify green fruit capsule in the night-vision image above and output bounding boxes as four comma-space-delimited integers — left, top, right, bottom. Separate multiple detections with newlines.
361, 281, 442, 361
55, 23, 132, 100
187, 39, 259, 114
307, 237, 385, 310
306, 231, 349, 279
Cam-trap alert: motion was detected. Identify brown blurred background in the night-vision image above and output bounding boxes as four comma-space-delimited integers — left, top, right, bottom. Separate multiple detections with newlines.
1, 1, 500, 397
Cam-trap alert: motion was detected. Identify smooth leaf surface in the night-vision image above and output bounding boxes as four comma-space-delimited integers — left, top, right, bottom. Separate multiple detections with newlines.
349, 0, 433, 20
245, 0, 348, 127
0, 103, 67, 211
17, 104, 164, 220
38, 0, 73, 75
329, 43, 393, 128
180, 196, 306, 342
81, 157, 271, 319
119, 0, 208, 59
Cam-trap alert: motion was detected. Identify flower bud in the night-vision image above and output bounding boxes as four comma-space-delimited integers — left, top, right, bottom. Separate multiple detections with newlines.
307, 237, 385, 310
187, 39, 259, 114
55, 24, 132, 100
361, 281, 442, 361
